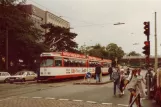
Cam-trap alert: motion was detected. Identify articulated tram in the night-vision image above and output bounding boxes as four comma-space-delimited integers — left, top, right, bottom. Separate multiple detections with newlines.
39, 52, 112, 81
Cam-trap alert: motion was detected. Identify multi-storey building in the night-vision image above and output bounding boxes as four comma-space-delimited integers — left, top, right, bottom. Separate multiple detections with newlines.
21, 4, 46, 32
45, 11, 70, 29
22, 4, 70, 33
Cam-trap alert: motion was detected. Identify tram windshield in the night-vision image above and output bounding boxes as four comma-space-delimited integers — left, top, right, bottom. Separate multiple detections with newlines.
40, 57, 54, 67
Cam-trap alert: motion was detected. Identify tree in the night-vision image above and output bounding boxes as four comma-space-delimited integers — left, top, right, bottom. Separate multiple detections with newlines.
0, 0, 47, 72
79, 44, 108, 58
79, 43, 125, 64
106, 43, 125, 64
41, 23, 78, 52
127, 51, 141, 56
88, 44, 107, 58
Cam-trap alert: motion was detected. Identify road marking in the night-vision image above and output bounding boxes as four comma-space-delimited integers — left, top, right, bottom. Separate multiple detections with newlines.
102, 103, 112, 105
73, 100, 83, 102
20, 97, 28, 99
45, 97, 55, 100
86, 101, 97, 104
117, 104, 129, 107
59, 99, 69, 101
0, 98, 12, 102
32, 97, 42, 99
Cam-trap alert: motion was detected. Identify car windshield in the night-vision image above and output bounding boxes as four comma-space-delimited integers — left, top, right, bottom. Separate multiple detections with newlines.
15, 72, 25, 75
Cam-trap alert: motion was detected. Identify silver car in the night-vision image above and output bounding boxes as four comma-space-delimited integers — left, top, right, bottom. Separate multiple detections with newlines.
9, 70, 37, 82
0, 72, 11, 83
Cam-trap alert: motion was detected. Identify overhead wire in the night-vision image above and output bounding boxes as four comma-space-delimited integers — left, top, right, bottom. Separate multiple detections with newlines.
27, 0, 113, 28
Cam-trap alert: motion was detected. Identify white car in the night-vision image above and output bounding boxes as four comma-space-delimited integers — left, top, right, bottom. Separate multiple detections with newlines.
8, 70, 37, 82
0, 72, 11, 83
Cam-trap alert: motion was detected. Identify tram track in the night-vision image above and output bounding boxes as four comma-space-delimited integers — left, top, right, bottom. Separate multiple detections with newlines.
0, 83, 66, 99
0, 77, 86, 99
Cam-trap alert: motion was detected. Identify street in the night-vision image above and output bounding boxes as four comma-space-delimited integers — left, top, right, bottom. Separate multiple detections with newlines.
0, 73, 159, 107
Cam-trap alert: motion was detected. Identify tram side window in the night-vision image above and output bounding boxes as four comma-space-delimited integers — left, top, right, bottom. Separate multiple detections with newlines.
89, 62, 97, 67
102, 63, 109, 68
75, 61, 80, 67
64, 60, 70, 67
89, 62, 94, 67
107, 63, 111, 67
81, 61, 86, 67
54, 57, 62, 67
73, 61, 79, 67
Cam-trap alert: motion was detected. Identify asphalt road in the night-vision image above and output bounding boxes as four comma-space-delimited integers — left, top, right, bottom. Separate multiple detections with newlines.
0, 71, 159, 107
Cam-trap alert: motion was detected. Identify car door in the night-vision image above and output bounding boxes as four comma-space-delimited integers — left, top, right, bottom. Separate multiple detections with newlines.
0, 73, 3, 81
25, 72, 31, 81
6, 72, 11, 78
0, 72, 6, 82
28, 72, 34, 80
30, 72, 36, 80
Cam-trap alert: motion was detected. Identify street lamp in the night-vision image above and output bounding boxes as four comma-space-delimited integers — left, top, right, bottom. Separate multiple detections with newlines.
113, 22, 125, 25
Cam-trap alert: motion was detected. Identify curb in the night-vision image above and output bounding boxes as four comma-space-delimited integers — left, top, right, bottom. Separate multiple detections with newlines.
73, 80, 112, 85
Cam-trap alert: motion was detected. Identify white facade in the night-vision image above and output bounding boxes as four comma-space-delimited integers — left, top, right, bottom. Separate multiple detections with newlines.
45, 11, 70, 29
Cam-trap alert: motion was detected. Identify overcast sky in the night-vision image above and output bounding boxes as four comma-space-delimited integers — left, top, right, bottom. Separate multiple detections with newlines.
27, 0, 161, 55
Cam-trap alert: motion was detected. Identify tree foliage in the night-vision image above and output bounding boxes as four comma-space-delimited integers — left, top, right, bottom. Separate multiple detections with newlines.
127, 51, 141, 56
106, 43, 125, 61
0, 0, 47, 72
41, 23, 78, 52
79, 43, 125, 64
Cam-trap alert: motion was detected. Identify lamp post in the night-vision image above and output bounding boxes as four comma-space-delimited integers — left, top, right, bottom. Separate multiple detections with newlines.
154, 12, 158, 73
5, 26, 8, 71
113, 22, 125, 25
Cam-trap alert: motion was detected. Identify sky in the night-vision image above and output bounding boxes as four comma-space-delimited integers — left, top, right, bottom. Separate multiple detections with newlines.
26, 0, 161, 55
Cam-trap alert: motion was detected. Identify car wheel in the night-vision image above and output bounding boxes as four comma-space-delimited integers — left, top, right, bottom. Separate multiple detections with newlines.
9, 80, 13, 84
4, 78, 9, 83
34, 77, 37, 81
22, 78, 26, 82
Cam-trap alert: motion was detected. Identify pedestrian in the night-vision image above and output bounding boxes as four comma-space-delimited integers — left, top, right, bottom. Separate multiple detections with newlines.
84, 71, 92, 84
120, 69, 126, 96
127, 68, 130, 75
128, 69, 142, 107
145, 68, 153, 89
95, 63, 101, 83
108, 65, 113, 80
112, 66, 120, 96
137, 68, 146, 98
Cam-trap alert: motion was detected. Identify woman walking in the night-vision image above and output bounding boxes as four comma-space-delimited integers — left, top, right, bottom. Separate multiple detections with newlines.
137, 68, 146, 98
128, 69, 142, 107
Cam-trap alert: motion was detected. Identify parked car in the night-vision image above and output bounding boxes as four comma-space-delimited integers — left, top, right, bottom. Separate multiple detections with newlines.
0, 72, 11, 83
8, 70, 37, 83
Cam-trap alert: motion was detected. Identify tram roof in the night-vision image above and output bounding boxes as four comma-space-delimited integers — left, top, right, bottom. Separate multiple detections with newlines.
40, 52, 111, 62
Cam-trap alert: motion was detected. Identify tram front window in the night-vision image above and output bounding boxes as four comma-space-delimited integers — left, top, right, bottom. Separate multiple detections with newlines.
40, 58, 54, 67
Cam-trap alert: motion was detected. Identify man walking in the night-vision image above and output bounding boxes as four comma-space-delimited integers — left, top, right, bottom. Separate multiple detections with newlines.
95, 63, 101, 83
112, 66, 120, 96
108, 65, 113, 80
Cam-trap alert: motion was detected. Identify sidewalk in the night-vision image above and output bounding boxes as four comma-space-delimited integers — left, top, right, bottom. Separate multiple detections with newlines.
73, 75, 112, 85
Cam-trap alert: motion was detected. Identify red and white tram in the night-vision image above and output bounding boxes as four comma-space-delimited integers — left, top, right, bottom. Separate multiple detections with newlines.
39, 52, 112, 81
